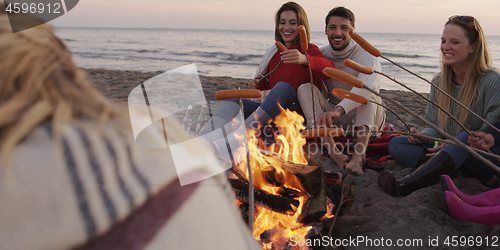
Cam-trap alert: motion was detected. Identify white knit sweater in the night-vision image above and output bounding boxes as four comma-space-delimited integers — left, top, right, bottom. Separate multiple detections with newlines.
320, 39, 382, 114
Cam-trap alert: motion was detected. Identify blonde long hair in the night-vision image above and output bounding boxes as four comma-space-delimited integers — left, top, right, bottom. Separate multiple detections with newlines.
274, 2, 310, 47
0, 14, 126, 164
438, 17, 492, 131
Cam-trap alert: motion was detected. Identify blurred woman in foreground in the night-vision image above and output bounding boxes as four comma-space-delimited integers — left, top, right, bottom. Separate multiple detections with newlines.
0, 14, 260, 249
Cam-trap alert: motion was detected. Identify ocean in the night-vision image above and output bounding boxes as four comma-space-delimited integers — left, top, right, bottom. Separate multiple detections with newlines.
55, 28, 500, 93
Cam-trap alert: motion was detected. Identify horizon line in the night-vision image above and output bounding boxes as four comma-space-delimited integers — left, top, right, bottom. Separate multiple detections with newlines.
53, 25, 448, 36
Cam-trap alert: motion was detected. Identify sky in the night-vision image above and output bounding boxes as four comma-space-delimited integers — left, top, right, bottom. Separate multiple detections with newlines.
50, 0, 500, 35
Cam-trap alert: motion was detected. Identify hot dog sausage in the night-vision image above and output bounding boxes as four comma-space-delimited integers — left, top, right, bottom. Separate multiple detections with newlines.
215, 89, 263, 100
323, 67, 365, 89
349, 30, 382, 57
275, 41, 287, 52
343, 59, 374, 75
331, 88, 369, 104
298, 25, 308, 51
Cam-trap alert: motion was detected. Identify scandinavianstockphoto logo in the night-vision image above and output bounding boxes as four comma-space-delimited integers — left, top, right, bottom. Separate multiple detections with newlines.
3, 0, 79, 32
128, 64, 246, 187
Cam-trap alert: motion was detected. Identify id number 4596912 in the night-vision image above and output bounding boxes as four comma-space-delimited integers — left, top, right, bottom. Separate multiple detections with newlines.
443, 236, 498, 247
5, 2, 62, 14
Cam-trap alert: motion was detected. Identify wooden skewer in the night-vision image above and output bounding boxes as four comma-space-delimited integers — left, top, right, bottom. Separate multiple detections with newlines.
301, 128, 344, 138
215, 88, 262, 232
255, 42, 287, 88
330, 88, 411, 132
297, 24, 316, 129
342, 59, 474, 136
236, 93, 255, 232
373, 130, 500, 162
347, 32, 500, 136
323, 67, 500, 174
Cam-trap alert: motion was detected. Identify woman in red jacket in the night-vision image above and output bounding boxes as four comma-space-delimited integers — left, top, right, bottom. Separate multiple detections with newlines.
198, 1, 334, 137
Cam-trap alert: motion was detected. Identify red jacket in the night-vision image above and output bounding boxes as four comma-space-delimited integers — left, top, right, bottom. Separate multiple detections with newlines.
258, 43, 335, 91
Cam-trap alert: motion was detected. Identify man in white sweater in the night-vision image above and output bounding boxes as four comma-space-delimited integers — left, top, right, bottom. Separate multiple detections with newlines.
297, 6, 385, 175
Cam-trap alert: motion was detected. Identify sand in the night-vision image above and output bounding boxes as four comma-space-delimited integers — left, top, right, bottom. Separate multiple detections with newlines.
87, 69, 500, 249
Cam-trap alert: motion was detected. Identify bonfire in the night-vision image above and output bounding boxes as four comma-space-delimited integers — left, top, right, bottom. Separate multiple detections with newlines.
227, 106, 354, 249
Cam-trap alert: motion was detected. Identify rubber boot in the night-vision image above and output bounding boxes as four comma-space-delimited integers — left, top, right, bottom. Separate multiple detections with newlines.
441, 175, 500, 207
378, 151, 456, 196
444, 191, 500, 226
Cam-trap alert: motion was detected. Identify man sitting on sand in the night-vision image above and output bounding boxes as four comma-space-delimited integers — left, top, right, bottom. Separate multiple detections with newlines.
297, 6, 385, 175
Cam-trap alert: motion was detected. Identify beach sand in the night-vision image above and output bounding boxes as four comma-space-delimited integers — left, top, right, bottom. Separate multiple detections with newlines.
87, 69, 500, 249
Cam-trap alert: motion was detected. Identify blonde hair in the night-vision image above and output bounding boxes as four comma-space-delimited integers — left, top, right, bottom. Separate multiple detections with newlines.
0, 14, 126, 165
438, 17, 492, 132
274, 1, 310, 48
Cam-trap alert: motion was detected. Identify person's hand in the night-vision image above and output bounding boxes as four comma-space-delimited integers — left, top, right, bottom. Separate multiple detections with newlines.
281, 49, 308, 65
248, 78, 259, 89
426, 140, 448, 157
468, 131, 495, 151
407, 127, 429, 144
316, 107, 345, 128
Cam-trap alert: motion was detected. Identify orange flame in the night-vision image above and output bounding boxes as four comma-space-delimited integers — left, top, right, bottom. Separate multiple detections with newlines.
234, 105, 316, 249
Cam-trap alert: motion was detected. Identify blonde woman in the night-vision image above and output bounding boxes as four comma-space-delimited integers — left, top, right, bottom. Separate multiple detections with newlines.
0, 14, 260, 249
380, 16, 500, 197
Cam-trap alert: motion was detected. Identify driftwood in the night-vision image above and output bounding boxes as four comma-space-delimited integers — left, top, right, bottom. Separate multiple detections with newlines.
230, 179, 299, 215
297, 147, 326, 224
325, 174, 355, 216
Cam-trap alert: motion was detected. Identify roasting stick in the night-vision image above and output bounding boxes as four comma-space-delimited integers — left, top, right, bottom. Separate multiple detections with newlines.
215, 88, 263, 232
343, 59, 473, 136
297, 25, 317, 130
331, 88, 412, 132
332, 86, 499, 160
348, 30, 500, 135
301, 127, 344, 138
323, 67, 500, 174
255, 42, 287, 88
328, 84, 499, 160
377, 130, 500, 161
309, 88, 500, 161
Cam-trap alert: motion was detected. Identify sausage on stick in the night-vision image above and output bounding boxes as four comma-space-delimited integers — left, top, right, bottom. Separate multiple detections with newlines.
215, 89, 263, 100
301, 128, 344, 138
298, 25, 308, 51
275, 41, 288, 52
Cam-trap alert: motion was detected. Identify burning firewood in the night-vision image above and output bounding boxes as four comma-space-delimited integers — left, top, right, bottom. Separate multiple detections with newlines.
229, 179, 299, 216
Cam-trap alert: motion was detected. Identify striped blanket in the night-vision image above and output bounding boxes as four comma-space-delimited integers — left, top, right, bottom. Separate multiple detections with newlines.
0, 119, 261, 249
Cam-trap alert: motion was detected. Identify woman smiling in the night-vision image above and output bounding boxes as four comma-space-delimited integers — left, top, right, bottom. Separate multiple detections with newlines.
198, 2, 333, 139
380, 15, 500, 197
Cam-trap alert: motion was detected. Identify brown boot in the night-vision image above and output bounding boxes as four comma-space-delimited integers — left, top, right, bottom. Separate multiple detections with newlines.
379, 151, 456, 196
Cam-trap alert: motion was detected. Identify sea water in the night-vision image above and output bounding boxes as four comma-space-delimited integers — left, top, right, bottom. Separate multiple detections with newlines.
56, 28, 500, 93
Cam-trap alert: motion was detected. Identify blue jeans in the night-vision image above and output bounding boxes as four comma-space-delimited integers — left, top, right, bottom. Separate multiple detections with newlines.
441, 132, 500, 176
389, 132, 500, 176
388, 136, 433, 168
213, 81, 303, 123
